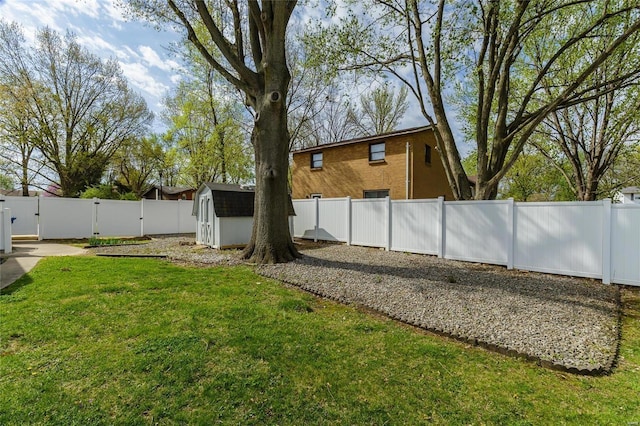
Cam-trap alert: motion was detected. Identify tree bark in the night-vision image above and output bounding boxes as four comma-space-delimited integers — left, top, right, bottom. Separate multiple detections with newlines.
243, 105, 300, 263
241, 5, 300, 263
242, 91, 299, 263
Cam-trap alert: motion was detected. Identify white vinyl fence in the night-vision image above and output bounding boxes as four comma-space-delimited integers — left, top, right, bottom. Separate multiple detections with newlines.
293, 197, 640, 286
1, 208, 12, 253
0, 196, 195, 239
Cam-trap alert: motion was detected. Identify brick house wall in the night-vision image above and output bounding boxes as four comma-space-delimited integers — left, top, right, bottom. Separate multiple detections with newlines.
291, 126, 454, 200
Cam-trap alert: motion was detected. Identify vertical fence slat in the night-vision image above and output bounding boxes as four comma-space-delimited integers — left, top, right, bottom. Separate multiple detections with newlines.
602, 199, 611, 284
386, 196, 391, 251
438, 196, 444, 258
507, 198, 514, 270
346, 196, 352, 246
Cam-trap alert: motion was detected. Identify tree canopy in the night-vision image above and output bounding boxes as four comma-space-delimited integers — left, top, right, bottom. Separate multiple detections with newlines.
0, 21, 153, 197
309, 0, 640, 199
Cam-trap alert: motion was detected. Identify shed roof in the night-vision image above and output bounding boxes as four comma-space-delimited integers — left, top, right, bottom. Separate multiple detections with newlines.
193, 183, 295, 217
142, 184, 195, 197
621, 186, 640, 194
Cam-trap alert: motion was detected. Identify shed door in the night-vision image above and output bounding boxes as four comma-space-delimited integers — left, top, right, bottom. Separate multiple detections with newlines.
199, 195, 214, 246
200, 197, 209, 245
206, 196, 213, 246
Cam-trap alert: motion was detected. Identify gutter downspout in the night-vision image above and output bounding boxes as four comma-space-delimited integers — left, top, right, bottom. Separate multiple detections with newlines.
405, 141, 410, 199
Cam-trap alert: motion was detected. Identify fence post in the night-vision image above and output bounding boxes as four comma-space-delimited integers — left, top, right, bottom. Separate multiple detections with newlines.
507, 198, 514, 270
602, 198, 611, 285
314, 196, 319, 242
92, 197, 99, 237
1, 208, 11, 254
437, 196, 445, 258
177, 199, 182, 234
346, 196, 352, 245
140, 198, 144, 236
386, 196, 392, 251
38, 195, 44, 240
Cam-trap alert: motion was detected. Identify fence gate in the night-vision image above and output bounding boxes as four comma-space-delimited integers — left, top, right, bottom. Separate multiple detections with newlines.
0, 196, 39, 236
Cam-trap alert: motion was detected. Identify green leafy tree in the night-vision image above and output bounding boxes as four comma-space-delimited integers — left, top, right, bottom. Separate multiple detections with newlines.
311, 1, 640, 199
0, 51, 45, 196
126, 0, 299, 263
110, 135, 166, 197
529, 43, 640, 200
162, 70, 253, 187
80, 184, 137, 200
497, 148, 576, 202
0, 172, 13, 190
0, 21, 153, 197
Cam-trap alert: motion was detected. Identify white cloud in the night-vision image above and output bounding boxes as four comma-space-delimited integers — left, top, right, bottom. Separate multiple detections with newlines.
119, 61, 168, 98
76, 33, 119, 55
101, 0, 127, 24
139, 45, 181, 72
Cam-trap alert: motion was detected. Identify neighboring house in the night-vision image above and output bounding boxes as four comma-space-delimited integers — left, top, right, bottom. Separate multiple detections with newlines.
142, 185, 196, 201
192, 182, 295, 248
291, 126, 454, 200
0, 189, 39, 197
619, 186, 640, 204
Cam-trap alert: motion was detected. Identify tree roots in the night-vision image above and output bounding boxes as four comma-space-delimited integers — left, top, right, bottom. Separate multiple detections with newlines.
241, 239, 301, 264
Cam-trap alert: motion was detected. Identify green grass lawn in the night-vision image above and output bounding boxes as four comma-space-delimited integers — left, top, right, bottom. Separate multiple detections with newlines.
1, 257, 639, 425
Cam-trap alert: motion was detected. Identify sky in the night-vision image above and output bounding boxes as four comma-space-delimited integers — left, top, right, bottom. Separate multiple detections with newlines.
0, 0, 440, 138
0, 0, 183, 131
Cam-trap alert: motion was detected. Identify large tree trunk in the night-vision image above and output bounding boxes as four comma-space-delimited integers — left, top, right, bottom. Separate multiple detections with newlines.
242, 33, 300, 263
433, 115, 472, 200
242, 95, 299, 263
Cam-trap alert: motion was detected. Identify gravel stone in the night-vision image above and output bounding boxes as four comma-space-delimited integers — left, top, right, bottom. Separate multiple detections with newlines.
89, 234, 243, 266
92, 236, 620, 374
258, 243, 620, 374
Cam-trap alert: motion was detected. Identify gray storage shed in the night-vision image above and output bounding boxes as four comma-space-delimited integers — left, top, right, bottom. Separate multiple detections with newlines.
193, 183, 295, 248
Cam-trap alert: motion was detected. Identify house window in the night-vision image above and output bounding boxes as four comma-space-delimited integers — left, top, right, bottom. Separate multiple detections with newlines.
311, 152, 323, 169
364, 189, 390, 199
369, 142, 385, 162
425, 144, 432, 164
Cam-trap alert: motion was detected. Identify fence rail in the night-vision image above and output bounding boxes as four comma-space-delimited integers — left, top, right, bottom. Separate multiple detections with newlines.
293, 197, 640, 286
0, 196, 195, 239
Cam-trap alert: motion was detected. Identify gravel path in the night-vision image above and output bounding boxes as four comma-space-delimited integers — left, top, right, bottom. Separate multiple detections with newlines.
92, 236, 620, 374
